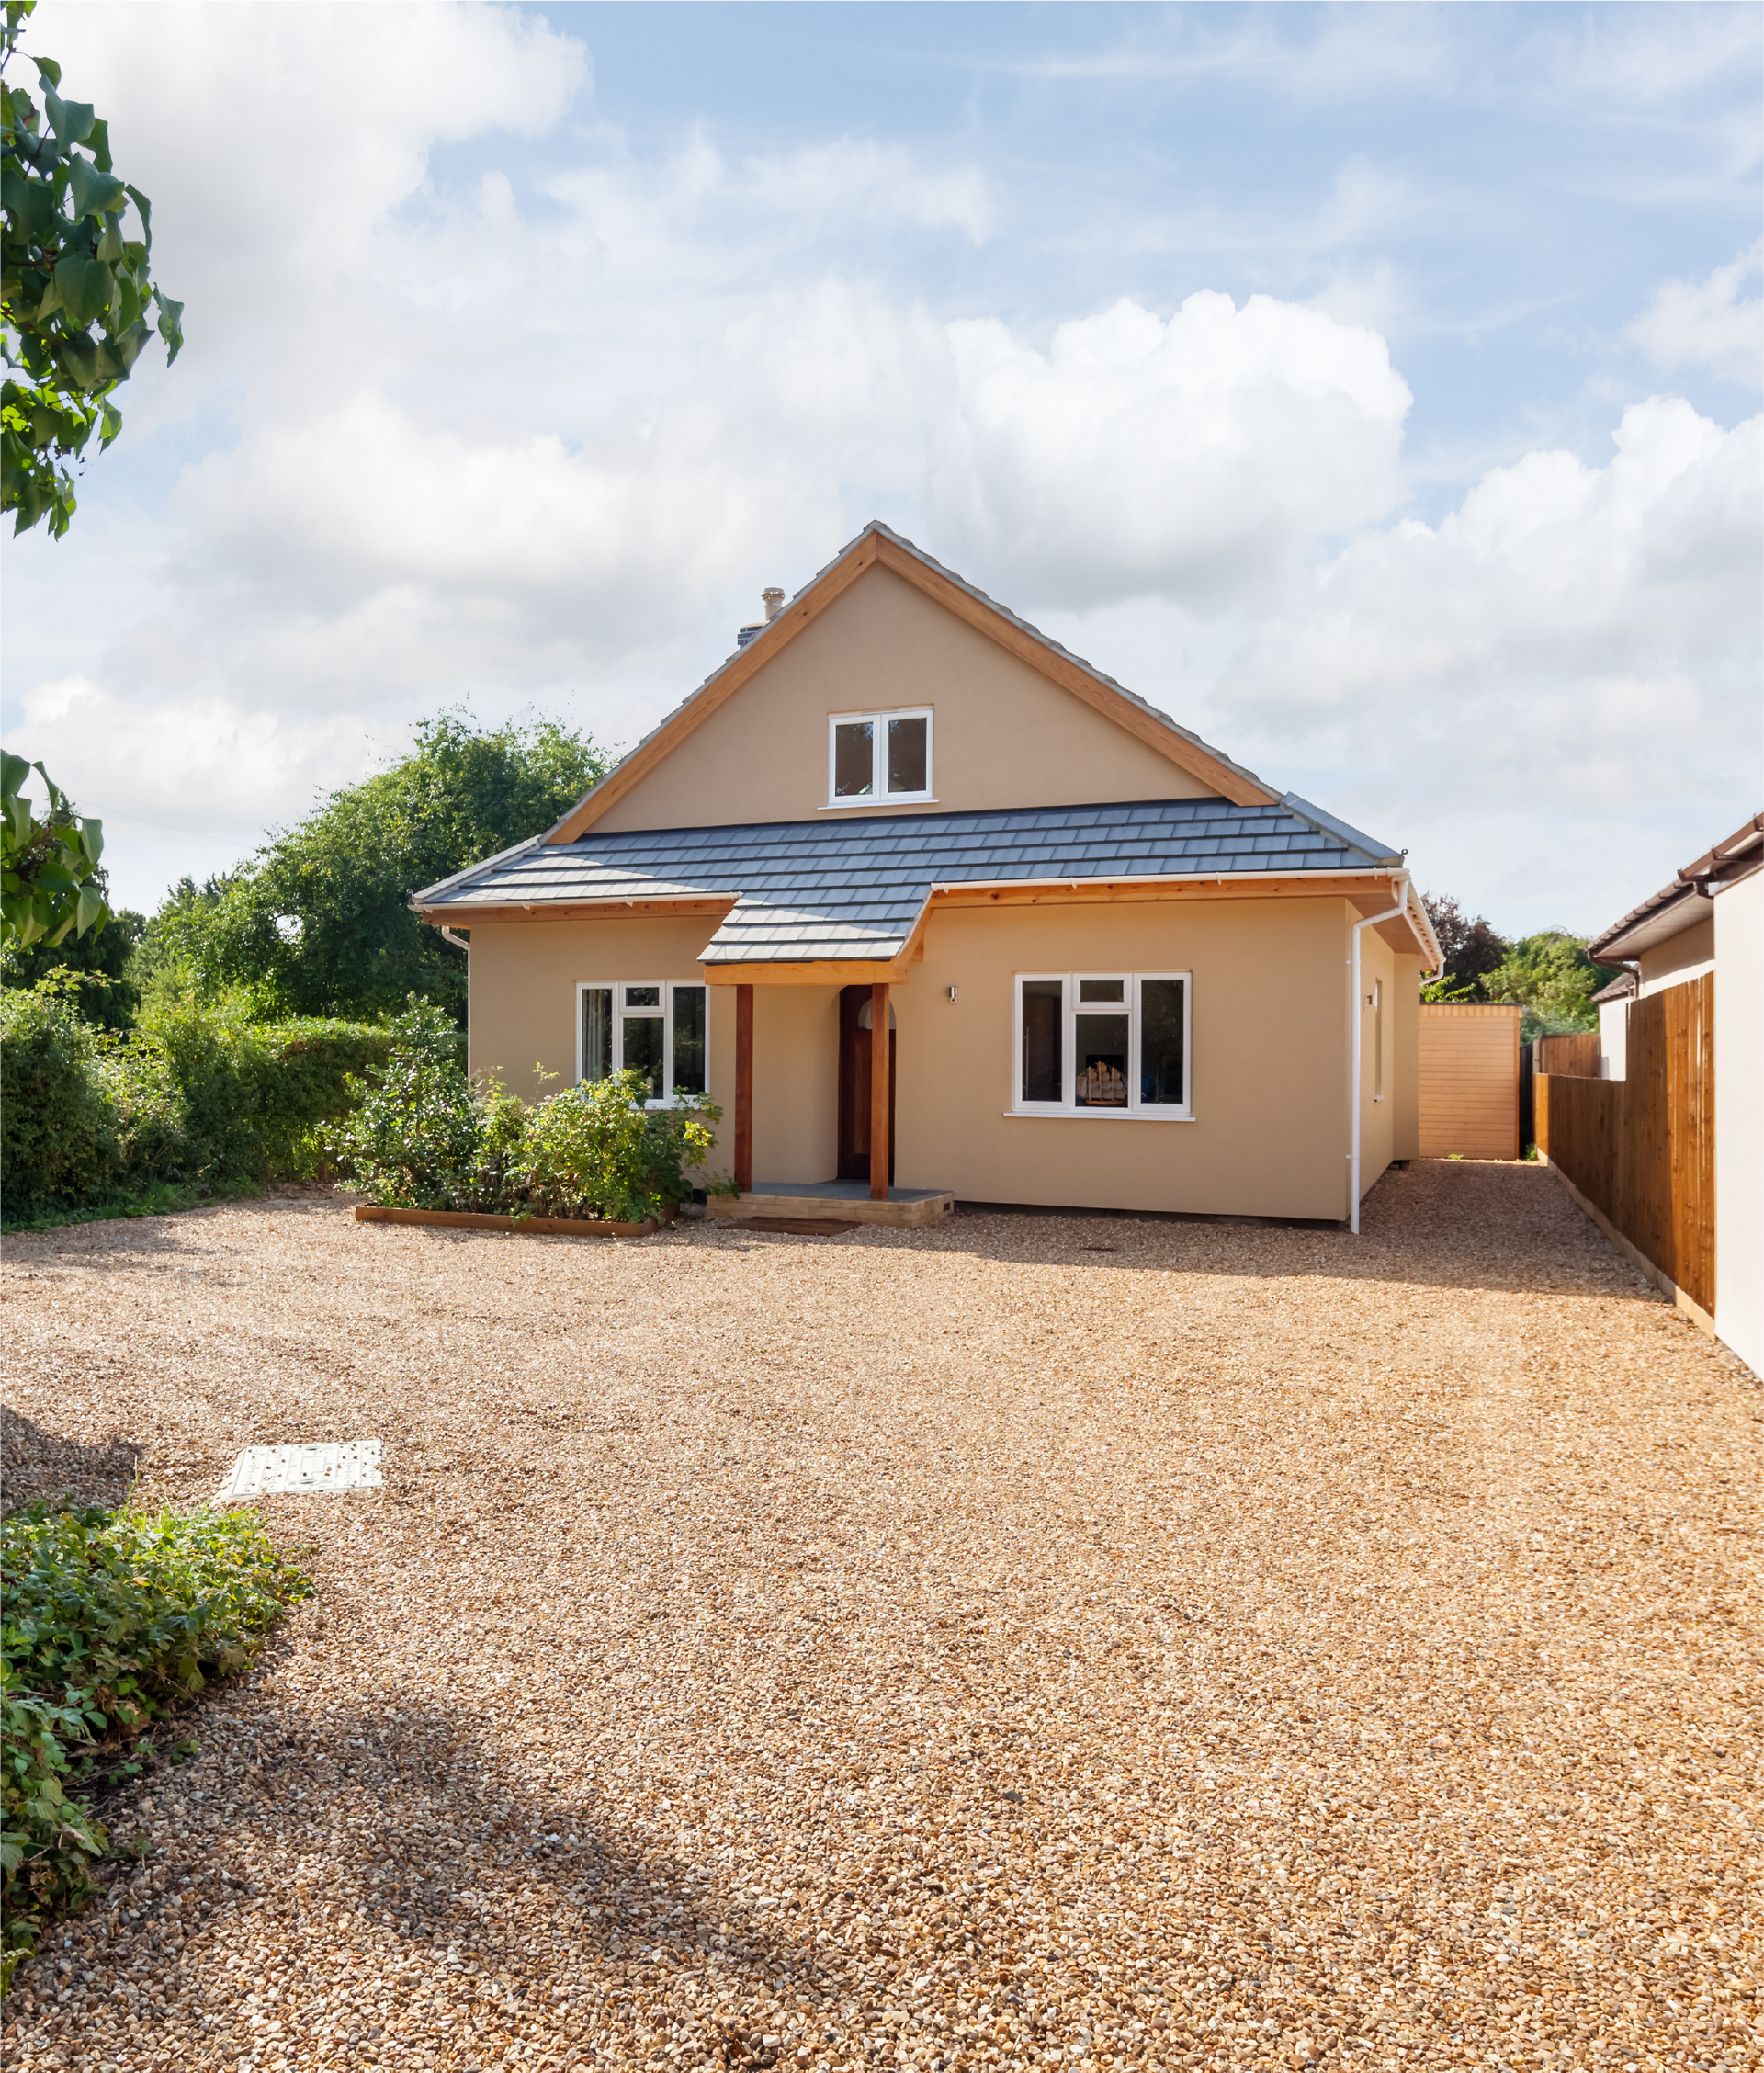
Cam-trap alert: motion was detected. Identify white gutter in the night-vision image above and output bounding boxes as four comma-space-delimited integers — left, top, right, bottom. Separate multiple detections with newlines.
1348, 874, 1412, 1236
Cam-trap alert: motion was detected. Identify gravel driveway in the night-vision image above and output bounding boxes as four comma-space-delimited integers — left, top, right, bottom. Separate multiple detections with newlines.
3, 1161, 1756, 2073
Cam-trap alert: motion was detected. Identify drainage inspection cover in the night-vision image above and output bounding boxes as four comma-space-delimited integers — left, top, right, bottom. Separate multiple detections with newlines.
216, 1441, 383, 1501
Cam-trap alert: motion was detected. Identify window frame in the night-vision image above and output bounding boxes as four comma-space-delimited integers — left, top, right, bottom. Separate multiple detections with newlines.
824, 706, 934, 808
1010, 970, 1193, 1120
575, 980, 709, 1107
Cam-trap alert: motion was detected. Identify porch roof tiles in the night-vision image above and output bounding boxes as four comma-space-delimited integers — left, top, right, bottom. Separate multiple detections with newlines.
417, 793, 1403, 965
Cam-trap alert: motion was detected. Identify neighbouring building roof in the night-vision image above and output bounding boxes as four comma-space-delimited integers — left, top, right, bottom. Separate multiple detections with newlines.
1587, 810, 1764, 963
417, 793, 1407, 966
1591, 969, 1637, 1006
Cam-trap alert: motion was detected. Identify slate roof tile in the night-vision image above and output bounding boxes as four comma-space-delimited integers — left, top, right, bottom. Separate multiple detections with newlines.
417, 793, 1402, 965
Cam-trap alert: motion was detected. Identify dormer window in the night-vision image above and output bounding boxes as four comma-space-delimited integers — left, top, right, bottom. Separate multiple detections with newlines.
827, 708, 933, 807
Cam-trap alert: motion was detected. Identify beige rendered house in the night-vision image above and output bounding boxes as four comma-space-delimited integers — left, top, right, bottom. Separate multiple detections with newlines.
416, 524, 1442, 1229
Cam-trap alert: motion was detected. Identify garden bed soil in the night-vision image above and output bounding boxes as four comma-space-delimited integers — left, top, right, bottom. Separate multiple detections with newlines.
2, 1160, 1756, 2072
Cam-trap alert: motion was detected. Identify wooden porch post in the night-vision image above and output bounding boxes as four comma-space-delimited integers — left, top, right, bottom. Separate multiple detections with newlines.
734, 983, 753, 1196
870, 982, 890, 1201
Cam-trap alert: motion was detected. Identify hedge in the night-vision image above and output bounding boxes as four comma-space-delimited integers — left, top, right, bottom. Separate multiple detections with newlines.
0, 980, 392, 1223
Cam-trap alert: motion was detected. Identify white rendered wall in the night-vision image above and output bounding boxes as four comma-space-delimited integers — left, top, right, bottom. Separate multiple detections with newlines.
1714, 870, 1764, 1376
1599, 997, 1629, 1080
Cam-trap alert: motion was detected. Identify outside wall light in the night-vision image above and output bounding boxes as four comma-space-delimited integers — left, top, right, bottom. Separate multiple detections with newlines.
947, 985, 959, 1003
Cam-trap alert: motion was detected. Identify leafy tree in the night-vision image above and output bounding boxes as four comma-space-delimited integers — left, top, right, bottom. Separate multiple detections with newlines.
0, 878, 142, 1025
1485, 930, 1623, 1037
1419, 889, 1507, 994
1, 752, 109, 950
154, 715, 612, 1023
2, 0, 183, 538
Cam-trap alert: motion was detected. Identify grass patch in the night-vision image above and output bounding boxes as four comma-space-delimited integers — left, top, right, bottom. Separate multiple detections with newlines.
1, 1503, 311, 1990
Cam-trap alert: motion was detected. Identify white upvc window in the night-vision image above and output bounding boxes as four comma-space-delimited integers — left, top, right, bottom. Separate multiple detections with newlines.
1012, 972, 1193, 1118
576, 981, 707, 1105
826, 707, 933, 806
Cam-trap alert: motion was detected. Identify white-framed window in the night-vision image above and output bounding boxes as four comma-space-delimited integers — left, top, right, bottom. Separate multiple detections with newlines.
826, 707, 933, 806
1372, 979, 1385, 1102
577, 981, 707, 1104
1012, 973, 1192, 1117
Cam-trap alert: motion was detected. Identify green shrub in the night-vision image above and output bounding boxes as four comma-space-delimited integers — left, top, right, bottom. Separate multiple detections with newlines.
1, 976, 392, 1222
329, 1007, 719, 1222
518, 1069, 717, 1222
0, 978, 124, 1214
122, 998, 392, 1185
325, 1000, 514, 1210
1, 1504, 310, 1987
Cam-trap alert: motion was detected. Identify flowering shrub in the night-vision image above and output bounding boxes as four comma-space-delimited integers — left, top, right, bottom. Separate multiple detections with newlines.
329, 1006, 719, 1224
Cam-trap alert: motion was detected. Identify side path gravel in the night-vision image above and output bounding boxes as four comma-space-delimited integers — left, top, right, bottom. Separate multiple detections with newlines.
2, 1161, 1757, 2073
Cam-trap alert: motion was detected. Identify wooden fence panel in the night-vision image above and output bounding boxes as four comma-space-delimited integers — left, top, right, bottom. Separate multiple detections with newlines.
1419, 1003, 1521, 1159
1534, 1030, 1600, 1078
1536, 974, 1713, 1313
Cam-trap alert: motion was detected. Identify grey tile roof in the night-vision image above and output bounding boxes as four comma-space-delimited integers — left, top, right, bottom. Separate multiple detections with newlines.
418, 793, 1405, 966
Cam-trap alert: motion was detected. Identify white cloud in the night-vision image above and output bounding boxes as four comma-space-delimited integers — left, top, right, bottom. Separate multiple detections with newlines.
1527, 6, 1764, 114
740, 142, 994, 244
99, 280, 1405, 744
23, 0, 591, 403
1629, 242, 1764, 390
8, 676, 386, 846
1198, 397, 1762, 918
933, 292, 1410, 607
4, 3, 1759, 932
1228, 398, 1758, 719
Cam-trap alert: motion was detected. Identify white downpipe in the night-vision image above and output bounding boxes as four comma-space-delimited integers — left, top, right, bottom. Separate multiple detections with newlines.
440, 925, 470, 953
1349, 874, 1411, 1236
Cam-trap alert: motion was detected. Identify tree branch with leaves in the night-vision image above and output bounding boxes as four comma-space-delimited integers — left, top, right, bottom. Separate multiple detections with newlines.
1, 752, 108, 948
1, 0, 182, 538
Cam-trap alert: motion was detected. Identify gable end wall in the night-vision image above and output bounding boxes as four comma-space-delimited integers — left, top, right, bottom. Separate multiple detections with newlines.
594, 564, 1218, 833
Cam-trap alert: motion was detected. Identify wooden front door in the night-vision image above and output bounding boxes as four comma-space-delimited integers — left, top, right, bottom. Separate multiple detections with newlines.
837, 984, 895, 1184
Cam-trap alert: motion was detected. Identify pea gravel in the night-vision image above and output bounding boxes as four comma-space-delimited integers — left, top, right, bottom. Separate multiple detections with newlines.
2, 1161, 1757, 2073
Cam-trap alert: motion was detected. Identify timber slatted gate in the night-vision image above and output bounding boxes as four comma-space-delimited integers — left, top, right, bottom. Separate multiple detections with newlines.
1536, 973, 1714, 1314
1419, 1003, 1521, 1159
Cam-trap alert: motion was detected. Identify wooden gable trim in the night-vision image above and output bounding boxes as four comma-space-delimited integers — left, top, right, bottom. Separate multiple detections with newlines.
545, 529, 1272, 844
547, 534, 885, 843
866, 535, 1272, 806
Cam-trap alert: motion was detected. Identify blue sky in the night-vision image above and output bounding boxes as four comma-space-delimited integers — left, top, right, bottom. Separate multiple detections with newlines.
3, 2, 1759, 929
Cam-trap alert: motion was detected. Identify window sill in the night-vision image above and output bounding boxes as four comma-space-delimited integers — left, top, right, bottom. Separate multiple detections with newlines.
1003, 1109, 1196, 1123
820, 797, 939, 811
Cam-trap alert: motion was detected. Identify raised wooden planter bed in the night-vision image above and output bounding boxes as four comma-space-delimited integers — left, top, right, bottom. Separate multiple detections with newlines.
353, 1206, 660, 1240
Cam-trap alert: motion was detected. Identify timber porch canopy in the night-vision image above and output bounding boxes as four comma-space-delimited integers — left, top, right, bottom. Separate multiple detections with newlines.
415, 793, 1416, 1201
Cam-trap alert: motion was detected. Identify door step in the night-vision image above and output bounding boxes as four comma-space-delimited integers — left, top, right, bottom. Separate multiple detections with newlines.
707, 1185, 955, 1229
